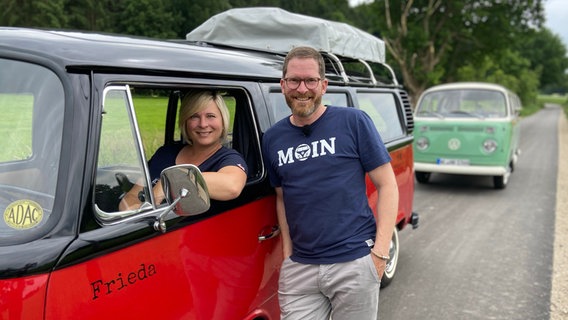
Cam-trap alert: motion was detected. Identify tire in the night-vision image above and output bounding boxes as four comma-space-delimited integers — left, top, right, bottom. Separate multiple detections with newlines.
493, 175, 507, 189
415, 171, 431, 184
380, 228, 399, 288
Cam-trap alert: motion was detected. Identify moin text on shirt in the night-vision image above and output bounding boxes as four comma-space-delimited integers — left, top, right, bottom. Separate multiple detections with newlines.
277, 137, 336, 166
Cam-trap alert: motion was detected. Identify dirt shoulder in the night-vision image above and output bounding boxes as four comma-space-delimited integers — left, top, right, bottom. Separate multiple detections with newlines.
551, 106, 568, 320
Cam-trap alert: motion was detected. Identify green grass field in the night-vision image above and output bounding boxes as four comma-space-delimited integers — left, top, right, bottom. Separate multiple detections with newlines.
0, 94, 34, 161
537, 94, 568, 116
132, 95, 170, 157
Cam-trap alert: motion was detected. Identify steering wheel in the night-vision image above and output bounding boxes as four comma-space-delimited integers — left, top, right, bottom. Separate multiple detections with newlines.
114, 172, 148, 202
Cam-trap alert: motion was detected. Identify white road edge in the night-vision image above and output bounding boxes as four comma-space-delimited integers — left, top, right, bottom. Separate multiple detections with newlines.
551, 105, 567, 319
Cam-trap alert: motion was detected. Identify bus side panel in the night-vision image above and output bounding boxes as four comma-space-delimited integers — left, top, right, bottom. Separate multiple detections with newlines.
392, 144, 415, 226
0, 274, 48, 320
367, 143, 414, 226
44, 198, 281, 319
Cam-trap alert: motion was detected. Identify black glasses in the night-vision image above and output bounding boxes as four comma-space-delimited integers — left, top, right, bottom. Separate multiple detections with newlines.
283, 78, 321, 90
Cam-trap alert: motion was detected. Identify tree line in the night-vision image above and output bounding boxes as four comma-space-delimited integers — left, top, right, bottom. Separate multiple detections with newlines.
2, 0, 567, 105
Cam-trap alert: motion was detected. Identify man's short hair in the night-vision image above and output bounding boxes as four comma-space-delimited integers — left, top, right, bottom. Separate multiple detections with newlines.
282, 46, 325, 79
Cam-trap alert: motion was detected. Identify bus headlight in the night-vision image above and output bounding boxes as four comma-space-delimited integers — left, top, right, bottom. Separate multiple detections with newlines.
416, 137, 429, 151
482, 139, 498, 153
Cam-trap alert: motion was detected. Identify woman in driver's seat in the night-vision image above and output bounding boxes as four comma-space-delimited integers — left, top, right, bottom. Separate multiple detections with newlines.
119, 90, 248, 211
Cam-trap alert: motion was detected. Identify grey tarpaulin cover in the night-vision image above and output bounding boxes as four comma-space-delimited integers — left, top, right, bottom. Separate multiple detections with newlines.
186, 7, 386, 63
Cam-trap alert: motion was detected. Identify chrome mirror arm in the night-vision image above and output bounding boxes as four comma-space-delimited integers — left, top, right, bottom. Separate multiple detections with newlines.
153, 188, 189, 233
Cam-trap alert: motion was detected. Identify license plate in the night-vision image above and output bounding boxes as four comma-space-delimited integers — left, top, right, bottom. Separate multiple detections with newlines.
436, 158, 470, 165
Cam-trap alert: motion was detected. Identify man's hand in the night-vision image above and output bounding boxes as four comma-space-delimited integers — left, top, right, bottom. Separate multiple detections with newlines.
371, 253, 387, 279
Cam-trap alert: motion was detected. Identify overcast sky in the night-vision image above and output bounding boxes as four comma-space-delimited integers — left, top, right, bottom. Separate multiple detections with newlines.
545, 0, 568, 46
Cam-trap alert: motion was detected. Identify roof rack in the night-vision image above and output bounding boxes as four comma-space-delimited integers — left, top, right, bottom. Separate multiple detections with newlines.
186, 7, 399, 86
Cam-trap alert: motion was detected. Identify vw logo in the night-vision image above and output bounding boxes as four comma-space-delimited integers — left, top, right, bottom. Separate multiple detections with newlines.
448, 138, 461, 150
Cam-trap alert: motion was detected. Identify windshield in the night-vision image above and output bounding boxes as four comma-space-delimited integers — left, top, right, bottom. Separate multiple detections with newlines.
416, 89, 507, 119
0, 59, 63, 245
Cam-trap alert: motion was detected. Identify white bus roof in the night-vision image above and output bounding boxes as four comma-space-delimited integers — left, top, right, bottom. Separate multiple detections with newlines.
186, 7, 386, 63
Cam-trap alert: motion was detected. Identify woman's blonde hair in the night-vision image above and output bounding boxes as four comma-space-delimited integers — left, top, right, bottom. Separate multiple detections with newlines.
178, 90, 230, 145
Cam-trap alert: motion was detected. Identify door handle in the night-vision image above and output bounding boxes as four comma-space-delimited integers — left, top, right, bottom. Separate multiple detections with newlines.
258, 225, 280, 242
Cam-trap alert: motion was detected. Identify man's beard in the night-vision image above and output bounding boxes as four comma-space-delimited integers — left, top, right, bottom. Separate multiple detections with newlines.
286, 94, 323, 118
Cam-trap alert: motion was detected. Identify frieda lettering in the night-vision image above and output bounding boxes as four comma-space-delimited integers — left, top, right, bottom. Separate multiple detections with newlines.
91, 263, 156, 300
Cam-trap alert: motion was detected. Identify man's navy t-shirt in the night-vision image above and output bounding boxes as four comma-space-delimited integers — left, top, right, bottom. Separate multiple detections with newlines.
262, 106, 391, 264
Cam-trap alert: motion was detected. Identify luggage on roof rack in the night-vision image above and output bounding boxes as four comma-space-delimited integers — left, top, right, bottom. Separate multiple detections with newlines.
186, 7, 399, 87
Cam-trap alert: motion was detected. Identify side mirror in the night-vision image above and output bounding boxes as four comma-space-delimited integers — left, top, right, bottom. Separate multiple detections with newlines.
153, 164, 210, 233
161, 164, 210, 216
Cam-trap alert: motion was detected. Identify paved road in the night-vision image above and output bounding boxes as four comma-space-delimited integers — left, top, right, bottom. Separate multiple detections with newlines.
379, 105, 561, 320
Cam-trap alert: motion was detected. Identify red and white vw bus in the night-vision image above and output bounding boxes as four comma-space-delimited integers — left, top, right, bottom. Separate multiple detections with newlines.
0, 8, 417, 319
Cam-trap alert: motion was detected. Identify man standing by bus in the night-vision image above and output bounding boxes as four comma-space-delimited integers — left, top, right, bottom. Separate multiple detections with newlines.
262, 46, 399, 319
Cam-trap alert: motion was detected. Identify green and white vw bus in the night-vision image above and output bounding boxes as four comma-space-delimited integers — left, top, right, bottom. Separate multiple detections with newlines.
413, 82, 522, 189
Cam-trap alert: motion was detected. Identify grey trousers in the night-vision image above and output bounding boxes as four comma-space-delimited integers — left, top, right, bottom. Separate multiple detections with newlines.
278, 254, 381, 320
